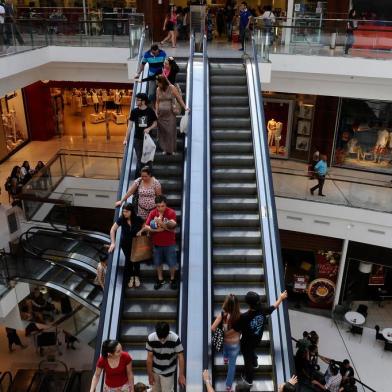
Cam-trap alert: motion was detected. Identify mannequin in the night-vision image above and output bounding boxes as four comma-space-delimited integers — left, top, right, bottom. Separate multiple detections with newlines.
267, 118, 277, 146
374, 129, 389, 163
114, 90, 122, 114
92, 90, 99, 114
274, 121, 283, 153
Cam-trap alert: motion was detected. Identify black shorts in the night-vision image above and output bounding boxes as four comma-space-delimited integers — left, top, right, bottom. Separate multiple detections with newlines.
166, 21, 175, 31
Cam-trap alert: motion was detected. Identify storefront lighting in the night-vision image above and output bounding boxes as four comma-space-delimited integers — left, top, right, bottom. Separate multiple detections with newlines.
41, 80, 50, 84
359, 261, 372, 274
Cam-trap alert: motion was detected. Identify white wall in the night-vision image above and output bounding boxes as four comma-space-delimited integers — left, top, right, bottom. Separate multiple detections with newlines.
0, 283, 30, 320
276, 197, 392, 249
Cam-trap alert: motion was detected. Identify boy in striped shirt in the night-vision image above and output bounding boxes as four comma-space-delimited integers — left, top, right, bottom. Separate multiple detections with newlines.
146, 321, 185, 392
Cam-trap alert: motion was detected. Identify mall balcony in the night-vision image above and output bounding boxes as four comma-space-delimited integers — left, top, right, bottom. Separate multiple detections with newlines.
0, 2, 392, 392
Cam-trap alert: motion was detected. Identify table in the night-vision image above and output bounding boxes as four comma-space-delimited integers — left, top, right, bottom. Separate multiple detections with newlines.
382, 328, 392, 342
344, 311, 365, 326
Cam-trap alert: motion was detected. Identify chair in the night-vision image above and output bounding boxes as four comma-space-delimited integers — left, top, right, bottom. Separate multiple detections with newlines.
375, 325, 386, 342
356, 304, 368, 318
349, 325, 363, 342
384, 341, 392, 352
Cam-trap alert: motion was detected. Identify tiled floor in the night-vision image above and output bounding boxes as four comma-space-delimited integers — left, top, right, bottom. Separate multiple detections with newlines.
289, 309, 392, 392
0, 136, 124, 205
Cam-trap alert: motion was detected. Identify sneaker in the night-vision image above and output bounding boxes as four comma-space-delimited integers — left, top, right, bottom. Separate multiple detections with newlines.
170, 279, 178, 290
223, 357, 228, 365
253, 355, 259, 369
240, 374, 253, 387
128, 277, 134, 288
154, 280, 165, 290
134, 276, 141, 288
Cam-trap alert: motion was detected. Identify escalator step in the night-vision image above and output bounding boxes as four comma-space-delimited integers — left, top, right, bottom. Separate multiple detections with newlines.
213, 265, 264, 282
212, 247, 263, 263
212, 196, 258, 210
212, 213, 260, 227
122, 300, 177, 320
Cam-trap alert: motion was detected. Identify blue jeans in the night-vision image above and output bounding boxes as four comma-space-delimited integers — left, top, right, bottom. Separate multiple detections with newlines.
223, 342, 240, 388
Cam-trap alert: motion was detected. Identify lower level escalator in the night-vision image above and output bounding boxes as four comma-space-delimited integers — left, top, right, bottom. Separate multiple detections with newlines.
117, 60, 188, 380
21, 226, 110, 275
2, 252, 102, 315
209, 60, 274, 391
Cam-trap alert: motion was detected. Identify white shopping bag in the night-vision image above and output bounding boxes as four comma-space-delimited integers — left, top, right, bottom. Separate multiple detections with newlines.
180, 112, 189, 134
141, 133, 156, 163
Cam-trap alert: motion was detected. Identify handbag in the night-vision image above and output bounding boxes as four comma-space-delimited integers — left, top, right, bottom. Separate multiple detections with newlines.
131, 179, 141, 211
131, 235, 153, 262
212, 312, 224, 352
172, 84, 182, 115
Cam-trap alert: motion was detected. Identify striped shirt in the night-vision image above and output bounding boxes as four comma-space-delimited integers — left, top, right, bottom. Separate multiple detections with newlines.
142, 49, 167, 77
146, 331, 184, 377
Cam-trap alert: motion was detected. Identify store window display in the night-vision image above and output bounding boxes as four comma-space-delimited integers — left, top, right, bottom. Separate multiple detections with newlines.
333, 98, 392, 173
50, 86, 131, 139
263, 98, 294, 158
0, 90, 29, 161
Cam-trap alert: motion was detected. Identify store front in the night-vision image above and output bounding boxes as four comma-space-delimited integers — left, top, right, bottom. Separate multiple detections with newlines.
332, 97, 392, 174
340, 241, 392, 307
0, 90, 29, 162
263, 92, 317, 161
280, 230, 343, 311
22, 81, 132, 142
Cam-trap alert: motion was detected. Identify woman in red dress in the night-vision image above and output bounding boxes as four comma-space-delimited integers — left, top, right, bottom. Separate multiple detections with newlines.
90, 340, 134, 392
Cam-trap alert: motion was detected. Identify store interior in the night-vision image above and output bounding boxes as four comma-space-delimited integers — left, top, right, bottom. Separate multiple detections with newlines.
50, 85, 131, 139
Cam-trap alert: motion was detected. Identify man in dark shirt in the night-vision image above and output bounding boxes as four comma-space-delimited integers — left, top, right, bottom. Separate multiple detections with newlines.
234, 290, 288, 386
239, 1, 252, 51
125, 93, 157, 175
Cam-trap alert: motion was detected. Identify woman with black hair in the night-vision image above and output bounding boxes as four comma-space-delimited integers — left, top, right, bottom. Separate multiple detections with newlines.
163, 56, 180, 85
345, 9, 358, 55
90, 339, 134, 392
109, 203, 144, 288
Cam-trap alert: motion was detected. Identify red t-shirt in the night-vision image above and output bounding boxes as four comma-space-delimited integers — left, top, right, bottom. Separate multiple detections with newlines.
97, 351, 132, 388
146, 207, 177, 246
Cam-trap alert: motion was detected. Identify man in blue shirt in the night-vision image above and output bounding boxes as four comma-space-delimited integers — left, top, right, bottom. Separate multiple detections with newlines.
239, 1, 252, 51
310, 154, 328, 196
135, 44, 167, 101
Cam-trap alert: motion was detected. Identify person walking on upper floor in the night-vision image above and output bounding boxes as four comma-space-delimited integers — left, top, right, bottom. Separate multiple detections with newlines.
161, 5, 178, 48
123, 93, 157, 175
344, 9, 357, 55
224, 1, 235, 42
140, 195, 177, 290
234, 290, 288, 387
135, 44, 167, 102
155, 75, 188, 155
116, 166, 162, 221
310, 154, 328, 197
0, 3, 5, 52
4, 0, 24, 47
211, 294, 241, 392
239, 1, 252, 51
146, 321, 185, 392
109, 203, 144, 288
260, 5, 276, 44
90, 339, 134, 392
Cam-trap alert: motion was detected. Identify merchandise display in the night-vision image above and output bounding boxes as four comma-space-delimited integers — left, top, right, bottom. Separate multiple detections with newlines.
0, 90, 29, 159
50, 86, 132, 139
334, 98, 392, 173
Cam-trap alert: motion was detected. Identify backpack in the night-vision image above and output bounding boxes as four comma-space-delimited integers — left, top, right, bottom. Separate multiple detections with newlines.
264, 12, 273, 28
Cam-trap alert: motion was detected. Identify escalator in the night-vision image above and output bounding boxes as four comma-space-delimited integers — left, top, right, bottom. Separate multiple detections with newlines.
209, 59, 274, 391
21, 226, 110, 275
117, 60, 188, 380
3, 253, 102, 315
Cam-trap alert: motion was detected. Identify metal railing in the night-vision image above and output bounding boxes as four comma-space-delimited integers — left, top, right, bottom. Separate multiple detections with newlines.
248, 34, 294, 385
0, 15, 144, 58
93, 29, 146, 365
252, 16, 392, 61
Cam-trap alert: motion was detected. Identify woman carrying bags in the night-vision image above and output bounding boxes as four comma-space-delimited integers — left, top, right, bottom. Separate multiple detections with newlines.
109, 203, 144, 288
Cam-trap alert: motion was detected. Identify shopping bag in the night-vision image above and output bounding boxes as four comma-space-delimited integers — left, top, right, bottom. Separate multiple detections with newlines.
180, 112, 189, 134
131, 236, 153, 262
141, 133, 156, 163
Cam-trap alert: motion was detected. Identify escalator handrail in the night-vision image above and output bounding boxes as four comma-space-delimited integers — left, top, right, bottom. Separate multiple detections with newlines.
94, 29, 147, 365
202, 33, 212, 375
247, 36, 294, 384
178, 31, 195, 378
